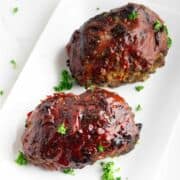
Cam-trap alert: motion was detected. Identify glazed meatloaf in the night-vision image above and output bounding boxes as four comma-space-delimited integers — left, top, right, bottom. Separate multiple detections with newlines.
67, 3, 170, 87
22, 88, 141, 170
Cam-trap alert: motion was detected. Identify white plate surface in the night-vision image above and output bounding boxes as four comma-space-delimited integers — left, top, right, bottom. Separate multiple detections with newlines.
0, 0, 180, 180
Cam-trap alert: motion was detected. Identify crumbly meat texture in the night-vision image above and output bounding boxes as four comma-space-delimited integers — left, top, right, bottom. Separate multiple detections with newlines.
67, 3, 169, 87
22, 88, 141, 170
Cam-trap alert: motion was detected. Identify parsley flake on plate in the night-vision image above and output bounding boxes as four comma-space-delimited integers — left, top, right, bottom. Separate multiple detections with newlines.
54, 70, 74, 92
135, 104, 142, 112
101, 161, 122, 180
116, 177, 122, 180
63, 168, 75, 175
10, 59, 17, 69
135, 85, 144, 92
15, 151, 28, 165
0, 90, 4, 96
12, 7, 19, 14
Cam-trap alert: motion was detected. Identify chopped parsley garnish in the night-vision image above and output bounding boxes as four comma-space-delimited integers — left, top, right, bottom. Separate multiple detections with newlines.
63, 168, 75, 175
154, 20, 169, 33
15, 151, 28, 165
154, 20, 172, 48
98, 145, 104, 152
57, 123, 67, 135
135, 85, 144, 92
101, 161, 122, 180
0, 90, 4, 96
163, 25, 168, 35
164, 25, 172, 48
128, 11, 138, 20
54, 70, 74, 92
116, 177, 122, 180
12, 7, 19, 14
101, 161, 115, 180
167, 37, 172, 48
154, 20, 163, 32
10, 59, 17, 69
135, 104, 142, 112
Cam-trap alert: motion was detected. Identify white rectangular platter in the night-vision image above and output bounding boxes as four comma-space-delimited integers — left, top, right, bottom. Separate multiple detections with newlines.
0, 0, 180, 180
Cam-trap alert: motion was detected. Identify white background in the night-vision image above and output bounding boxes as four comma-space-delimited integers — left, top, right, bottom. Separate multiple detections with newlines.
0, 0, 60, 106
0, 0, 179, 179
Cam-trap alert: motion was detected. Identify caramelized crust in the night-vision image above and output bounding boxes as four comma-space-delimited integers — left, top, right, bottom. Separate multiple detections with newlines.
67, 3, 169, 87
22, 88, 141, 170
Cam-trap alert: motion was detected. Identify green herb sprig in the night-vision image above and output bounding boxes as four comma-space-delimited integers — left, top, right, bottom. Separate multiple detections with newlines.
54, 70, 74, 92
63, 168, 75, 175
154, 20, 172, 48
167, 37, 172, 48
135, 104, 142, 112
57, 123, 67, 135
12, 7, 19, 14
10, 59, 17, 69
101, 161, 122, 180
98, 145, 104, 152
128, 11, 138, 20
0, 90, 4, 96
135, 85, 144, 92
154, 20, 163, 32
15, 151, 28, 165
